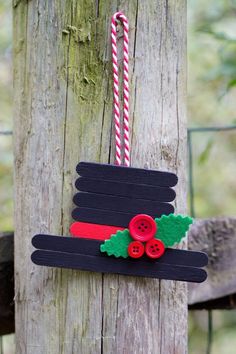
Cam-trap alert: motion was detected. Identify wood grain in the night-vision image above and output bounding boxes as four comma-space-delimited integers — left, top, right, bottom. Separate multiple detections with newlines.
13, 1, 187, 353
188, 217, 236, 306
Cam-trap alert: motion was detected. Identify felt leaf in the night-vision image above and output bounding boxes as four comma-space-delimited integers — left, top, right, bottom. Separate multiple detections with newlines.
155, 214, 193, 247
100, 229, 132, 258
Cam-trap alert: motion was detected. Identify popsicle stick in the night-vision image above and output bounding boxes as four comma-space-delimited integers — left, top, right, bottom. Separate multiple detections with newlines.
31, 249, 207, 283
76, 162, 178, 187
75, 177, 176, 202
73, 192, 174, 215
70, 222, 124, 240
32, 234, 208, 268
71, 207, 171, 227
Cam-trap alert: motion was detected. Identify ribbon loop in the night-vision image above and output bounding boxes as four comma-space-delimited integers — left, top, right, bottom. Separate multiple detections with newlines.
111, 12, 130, 167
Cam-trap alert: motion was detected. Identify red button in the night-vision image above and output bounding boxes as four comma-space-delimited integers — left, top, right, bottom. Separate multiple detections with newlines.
128, 241, 145, 258
145, 239, 165, 259
129, 214, 157, 242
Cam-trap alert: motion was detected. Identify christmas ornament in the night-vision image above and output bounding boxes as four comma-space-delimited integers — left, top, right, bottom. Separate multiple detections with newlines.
31, 11, 208, 283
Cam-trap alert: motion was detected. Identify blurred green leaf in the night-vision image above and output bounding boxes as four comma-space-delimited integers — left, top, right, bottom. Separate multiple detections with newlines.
226, 78, 236, 90
198, 139, 214, 165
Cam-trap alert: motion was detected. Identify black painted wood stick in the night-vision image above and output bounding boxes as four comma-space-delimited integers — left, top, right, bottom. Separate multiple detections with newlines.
73, 192, 174, 215
71, 207, 173, 227
31, 249, 207, 283
75, 177, 176, 202
32, 234, 208, 268
77, 162, 178, 187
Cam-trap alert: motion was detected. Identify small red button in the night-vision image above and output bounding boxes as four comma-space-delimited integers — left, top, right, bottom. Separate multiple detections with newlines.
145, 239, 165, 259
128, 241, 145, 258
129, 214, 157, 242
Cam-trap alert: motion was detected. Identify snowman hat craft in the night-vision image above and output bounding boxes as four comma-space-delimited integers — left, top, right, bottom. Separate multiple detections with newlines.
31, 12, 208, 283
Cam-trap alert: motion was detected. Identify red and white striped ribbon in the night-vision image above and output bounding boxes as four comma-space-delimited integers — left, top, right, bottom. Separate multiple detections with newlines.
111, 12, 130, 167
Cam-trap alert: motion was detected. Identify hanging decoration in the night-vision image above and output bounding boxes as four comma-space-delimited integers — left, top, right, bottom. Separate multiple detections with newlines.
31, 11, 208, 283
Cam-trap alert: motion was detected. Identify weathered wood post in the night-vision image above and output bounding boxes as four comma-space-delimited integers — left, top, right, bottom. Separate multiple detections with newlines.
13, 1, 187, 353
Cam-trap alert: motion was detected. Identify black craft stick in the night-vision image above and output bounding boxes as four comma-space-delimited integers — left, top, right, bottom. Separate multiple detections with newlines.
32, 234, 208, 268
31, 250, 207, 283
71, 207, 172, 227
76, 162, 178, 187
73, 192, 174, 215
75, 177, 176, 202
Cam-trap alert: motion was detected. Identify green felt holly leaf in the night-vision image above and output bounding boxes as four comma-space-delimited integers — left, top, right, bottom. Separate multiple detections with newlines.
100, 229, 132, 258
155, 214, 193, 247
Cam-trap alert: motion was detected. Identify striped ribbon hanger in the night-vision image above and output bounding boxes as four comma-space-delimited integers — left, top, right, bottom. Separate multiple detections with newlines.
111, 12, 130, 167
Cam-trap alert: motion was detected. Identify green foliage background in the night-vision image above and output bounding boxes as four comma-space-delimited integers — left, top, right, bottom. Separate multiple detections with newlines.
0, 0, 13, 232
0, 0, 236, 353
188, 1, 236, 353
188, 0, 236, 219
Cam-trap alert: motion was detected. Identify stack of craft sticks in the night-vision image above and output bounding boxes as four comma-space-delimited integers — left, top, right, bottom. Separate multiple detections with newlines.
72, 162, 177, 228
31, 162, 208, 283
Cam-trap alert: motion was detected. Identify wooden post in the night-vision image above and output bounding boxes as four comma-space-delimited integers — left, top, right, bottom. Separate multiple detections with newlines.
13, 1, 187, 353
